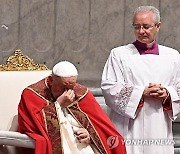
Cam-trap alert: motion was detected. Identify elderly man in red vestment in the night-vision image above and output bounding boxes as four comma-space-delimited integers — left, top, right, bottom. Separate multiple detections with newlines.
17, 61, 126, 154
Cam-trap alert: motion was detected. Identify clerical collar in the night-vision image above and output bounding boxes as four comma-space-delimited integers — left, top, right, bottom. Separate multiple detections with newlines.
133, 40, 159, 55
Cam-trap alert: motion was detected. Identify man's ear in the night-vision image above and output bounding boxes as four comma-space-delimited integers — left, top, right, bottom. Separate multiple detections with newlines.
156, 22, 161, 31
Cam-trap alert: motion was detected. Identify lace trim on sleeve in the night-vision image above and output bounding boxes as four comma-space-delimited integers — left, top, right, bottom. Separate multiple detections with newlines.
115, 84, 133, 113
176, 86, 180, 98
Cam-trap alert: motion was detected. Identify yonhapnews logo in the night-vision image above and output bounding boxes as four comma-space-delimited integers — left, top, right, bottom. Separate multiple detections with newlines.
107, 136, 119, 149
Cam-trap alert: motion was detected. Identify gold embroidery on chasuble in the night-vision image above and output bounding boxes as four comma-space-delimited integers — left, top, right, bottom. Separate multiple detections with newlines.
67, 84, 107, 154
44, 103, 62, 154
28, 77, 62, 154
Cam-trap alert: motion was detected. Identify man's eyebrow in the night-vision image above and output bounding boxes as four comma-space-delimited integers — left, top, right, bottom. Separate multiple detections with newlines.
64, 81, 75, 84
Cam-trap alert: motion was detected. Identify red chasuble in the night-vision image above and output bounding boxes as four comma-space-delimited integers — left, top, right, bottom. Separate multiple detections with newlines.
18, 76, 126, 154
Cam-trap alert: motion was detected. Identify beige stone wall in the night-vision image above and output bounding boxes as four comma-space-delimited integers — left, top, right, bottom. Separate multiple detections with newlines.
0, 0, 180, 87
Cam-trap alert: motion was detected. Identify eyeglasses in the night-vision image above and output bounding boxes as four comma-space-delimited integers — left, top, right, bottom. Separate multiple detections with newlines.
132, 24, 157, 31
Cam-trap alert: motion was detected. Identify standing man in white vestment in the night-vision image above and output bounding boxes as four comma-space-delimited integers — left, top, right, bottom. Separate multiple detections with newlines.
101, 5, 180, 154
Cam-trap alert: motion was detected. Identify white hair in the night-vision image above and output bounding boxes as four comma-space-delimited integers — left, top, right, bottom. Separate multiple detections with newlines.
133, 6, 161, 24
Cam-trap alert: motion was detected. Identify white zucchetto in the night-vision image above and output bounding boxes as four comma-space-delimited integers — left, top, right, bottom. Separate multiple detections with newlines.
52, 61, 78, 77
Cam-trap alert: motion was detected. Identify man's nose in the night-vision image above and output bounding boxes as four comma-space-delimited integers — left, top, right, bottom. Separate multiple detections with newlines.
139, 26, 146, 33
66, 84, 75, 89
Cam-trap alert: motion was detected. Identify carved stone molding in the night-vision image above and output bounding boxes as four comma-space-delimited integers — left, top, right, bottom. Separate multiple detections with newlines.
0, 49, 49, 71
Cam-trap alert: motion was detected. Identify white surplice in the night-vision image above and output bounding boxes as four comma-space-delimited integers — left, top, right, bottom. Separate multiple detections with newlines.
101, 44, 180, 154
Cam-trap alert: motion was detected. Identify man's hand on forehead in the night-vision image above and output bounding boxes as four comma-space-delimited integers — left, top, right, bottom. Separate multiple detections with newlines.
56, 89, 75, 108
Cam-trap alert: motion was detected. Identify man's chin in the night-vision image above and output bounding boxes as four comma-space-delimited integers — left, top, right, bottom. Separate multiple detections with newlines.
138, 39, 150, 44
